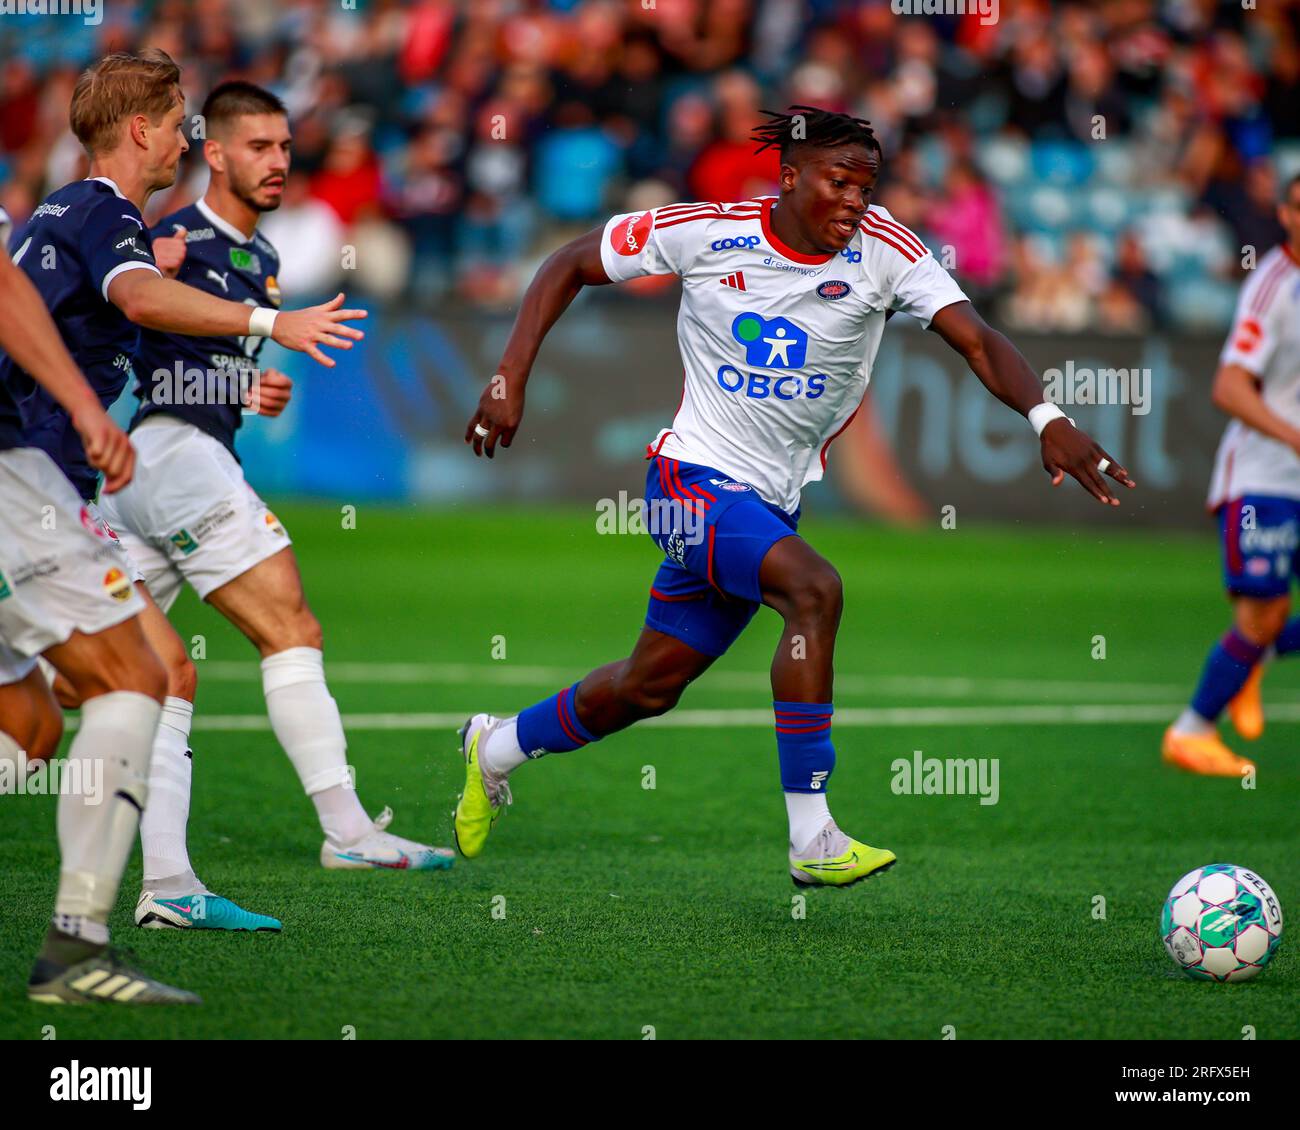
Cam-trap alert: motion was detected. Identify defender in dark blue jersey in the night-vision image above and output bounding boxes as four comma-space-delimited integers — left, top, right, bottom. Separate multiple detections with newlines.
99, 82, 453, 912
6, 51, 373, 948
0, 185, 200, 1004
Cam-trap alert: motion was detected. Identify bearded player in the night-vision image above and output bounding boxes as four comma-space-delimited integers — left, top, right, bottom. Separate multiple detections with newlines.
97, 80, 454, 930
453, 107, 1135, 886
1162, 172, 1300, 775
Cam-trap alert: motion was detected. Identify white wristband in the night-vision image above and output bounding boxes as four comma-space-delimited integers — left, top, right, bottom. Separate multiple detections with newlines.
1028, 402, 1068, 436
248, 307, 278, 337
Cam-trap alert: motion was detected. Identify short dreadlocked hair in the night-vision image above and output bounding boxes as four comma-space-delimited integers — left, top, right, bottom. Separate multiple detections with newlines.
752, 105, 881, 166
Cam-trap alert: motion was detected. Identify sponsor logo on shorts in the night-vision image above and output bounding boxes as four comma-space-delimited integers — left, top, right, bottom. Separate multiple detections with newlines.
611, 211, 652, 257
80, 506, 116, 542
709, 478, 751, 492
103, 567, 132, 603
817, 280, 851, 300
666, 531, 686, 565
192, 501, 238, 541
169, 528, 200, 556
264, 511, 286, 536
1245, 558, 1271, 577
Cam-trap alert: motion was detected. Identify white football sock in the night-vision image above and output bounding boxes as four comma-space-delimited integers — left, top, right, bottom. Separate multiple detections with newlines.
479, 715, 528, 776
785, 791, 832, 851
55, 691, 160, 930
261, 647, 371, 844
140, 697, 208, 897
1173, 708, 1215, 736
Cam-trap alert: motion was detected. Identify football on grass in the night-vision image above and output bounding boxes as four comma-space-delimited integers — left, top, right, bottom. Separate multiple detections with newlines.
1161, 864, 1283, 982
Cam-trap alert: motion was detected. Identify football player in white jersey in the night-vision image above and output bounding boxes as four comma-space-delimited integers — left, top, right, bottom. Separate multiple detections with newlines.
453, 107, 1133, 885
0, 204, 200, 1003
1163, 172, 1300, 775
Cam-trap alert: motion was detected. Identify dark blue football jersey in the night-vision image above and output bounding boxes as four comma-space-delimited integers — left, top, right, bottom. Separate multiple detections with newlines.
0, 178, 160, 490
0, 203, 20, 450
130, 198, 282, 457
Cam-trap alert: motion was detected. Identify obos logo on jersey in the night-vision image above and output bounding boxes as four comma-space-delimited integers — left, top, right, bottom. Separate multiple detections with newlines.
717, 312, 826, 401
612, 212, 653, 257
731, 313, 808, 368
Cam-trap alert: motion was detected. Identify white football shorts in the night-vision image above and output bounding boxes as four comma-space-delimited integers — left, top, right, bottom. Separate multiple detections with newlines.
96, 415, 291, 613
0, 447, 145, 684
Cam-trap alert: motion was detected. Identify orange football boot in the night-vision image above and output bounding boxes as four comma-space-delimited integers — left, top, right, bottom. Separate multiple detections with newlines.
1161, 726, 1255, 777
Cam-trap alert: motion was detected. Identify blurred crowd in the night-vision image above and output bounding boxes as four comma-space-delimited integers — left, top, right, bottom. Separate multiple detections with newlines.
2, 0, 1300, 331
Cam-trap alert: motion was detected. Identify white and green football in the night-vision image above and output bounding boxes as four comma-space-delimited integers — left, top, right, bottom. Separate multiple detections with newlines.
1160, 864, 1283, 982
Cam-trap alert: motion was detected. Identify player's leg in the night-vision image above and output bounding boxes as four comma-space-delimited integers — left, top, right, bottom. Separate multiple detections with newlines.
758, 536, 895, 887
454, 625, 719, 858
95, 493, 283, 930
206, 546, 453, 871
1164, 497, 1283, 775
32, 619, 198, 1003
0, 661, 64, 765
1228, 513, 1300, 733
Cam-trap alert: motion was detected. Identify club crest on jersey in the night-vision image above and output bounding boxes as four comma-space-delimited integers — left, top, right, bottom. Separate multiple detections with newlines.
817, 280, 851, 301
612, 211, 652, 257
264, 511, 286, 536
266, 274, 282, 306
731, 313, 808, 369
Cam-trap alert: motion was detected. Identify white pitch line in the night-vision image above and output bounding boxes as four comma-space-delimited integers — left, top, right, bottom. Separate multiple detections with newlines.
167, 703, 1300, 732
191, 660, 1288, 704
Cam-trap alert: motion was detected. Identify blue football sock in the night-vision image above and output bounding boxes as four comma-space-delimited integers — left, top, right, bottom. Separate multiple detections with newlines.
1189, 629, 1266, 722
516, 683, 598, 756
774, 701, 835, 793
1272, 616, 1300, 656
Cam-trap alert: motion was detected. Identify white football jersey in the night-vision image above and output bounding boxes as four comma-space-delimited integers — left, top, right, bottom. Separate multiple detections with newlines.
1208, 245, 1300, 507
599, 196, 967, 512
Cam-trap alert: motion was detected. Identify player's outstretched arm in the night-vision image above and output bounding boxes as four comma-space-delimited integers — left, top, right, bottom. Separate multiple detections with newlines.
1210, 363, 1300, 452
466, 226, 612, 458
107, 272, 367, 367
929, 300, 1137, 506
0, 255, 134, 491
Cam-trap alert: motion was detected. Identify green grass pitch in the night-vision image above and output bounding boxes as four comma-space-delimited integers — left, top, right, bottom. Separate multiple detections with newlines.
0, 503, 1295, 1040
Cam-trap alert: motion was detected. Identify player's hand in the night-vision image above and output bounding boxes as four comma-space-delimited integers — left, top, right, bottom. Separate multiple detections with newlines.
465, 373, 524, 458
271, 293, 367, 367
1041, 418, 1135, 506
71, 401, 135, 493
152, 225, 188, 279
246, 367, 293, 416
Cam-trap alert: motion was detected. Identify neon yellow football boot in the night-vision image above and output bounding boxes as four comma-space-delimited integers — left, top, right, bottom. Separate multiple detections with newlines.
453, 714, 512, 858
790, 820, 896, 888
